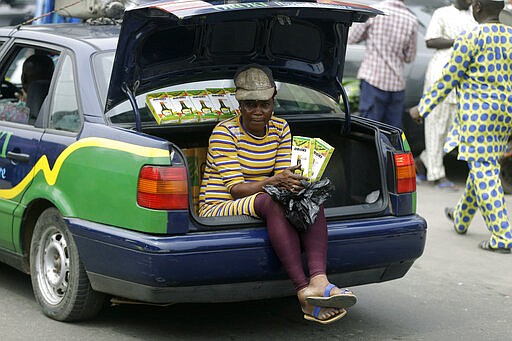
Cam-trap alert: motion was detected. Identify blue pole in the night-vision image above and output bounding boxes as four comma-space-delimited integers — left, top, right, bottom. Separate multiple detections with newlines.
33, 0, 46, 24
42, 0, 55, 24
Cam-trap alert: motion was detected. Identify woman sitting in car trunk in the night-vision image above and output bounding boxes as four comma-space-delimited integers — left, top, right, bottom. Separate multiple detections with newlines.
198, 64, 357, 324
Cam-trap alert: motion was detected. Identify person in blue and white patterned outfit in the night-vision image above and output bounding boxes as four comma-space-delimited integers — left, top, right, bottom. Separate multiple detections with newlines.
411, 0, 512, 253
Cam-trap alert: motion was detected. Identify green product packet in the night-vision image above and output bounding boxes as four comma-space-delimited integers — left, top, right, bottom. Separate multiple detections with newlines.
145, 92, 180, 124
187, 89, 218, 122
168, 90, 199, 124
311, 138, 335, 181
206, 88, 236, 121
223, 87, 241, 116
291, 136, 314, 178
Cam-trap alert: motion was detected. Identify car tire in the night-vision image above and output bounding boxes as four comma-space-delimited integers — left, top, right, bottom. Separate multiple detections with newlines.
500, 156, 512, 194
30, 207, 105, 321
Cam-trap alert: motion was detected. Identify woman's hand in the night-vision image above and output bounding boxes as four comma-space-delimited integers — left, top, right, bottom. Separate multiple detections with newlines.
273, 164, 309, 192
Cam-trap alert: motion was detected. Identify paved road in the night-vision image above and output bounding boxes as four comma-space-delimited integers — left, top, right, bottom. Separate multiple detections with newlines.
1, 158, 511, 340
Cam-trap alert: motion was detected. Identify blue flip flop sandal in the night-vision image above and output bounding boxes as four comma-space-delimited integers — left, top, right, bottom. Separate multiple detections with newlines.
305, 283, 357, 309
303, 306, 347, 324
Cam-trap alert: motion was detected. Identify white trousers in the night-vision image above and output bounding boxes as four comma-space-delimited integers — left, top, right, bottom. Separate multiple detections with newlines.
419, 101, 456, 181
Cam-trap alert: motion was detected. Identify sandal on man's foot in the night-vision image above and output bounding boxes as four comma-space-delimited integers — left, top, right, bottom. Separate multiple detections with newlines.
444, 207, 466, 234
478, 240, 511, 254
416, 174, 427, 182
444, 207, 454, 221
434, 177, 458, 191
303, 307, 347, 325
305, 284, 357, 309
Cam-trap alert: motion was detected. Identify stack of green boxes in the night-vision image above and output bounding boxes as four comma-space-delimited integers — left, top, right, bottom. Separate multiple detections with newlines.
146, 88, 239, 124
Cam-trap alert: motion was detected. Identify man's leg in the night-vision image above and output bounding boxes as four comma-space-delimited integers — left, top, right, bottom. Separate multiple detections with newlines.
471, 161, 512, 249
420, 102, 456, 181
384, 89, 405, 129
358, 80, 387, 123
452, 165, 479, 234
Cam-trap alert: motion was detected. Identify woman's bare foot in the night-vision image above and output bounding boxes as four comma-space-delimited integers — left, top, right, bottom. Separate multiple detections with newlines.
302, 274, 345, 298
298, 287, 344, 322
301, 274, 357, 309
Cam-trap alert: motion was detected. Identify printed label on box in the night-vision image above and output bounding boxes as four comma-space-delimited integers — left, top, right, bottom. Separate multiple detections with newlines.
223, 87, 241, 116
146, 92, 180, 124
168, 90, 199, 123
206, 88, 237, 121
291, 136, 314, 178
187, 89, 219, 122
311, 138, 335, 181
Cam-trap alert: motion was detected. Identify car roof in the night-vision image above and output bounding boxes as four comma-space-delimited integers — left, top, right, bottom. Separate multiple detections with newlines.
0, 1, 383, 116
0, 23, 120, 51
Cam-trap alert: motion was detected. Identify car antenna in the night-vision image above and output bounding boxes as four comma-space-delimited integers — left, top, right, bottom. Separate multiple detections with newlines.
13, 0, 82, 30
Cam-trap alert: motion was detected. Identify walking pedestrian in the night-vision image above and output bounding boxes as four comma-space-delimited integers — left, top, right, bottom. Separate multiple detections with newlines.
348, 0, 418, 129
413, 0, 476, 189
410, 0, 512, 253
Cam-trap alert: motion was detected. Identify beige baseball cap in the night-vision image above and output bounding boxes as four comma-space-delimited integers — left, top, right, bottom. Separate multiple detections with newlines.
234, 65, 276, 101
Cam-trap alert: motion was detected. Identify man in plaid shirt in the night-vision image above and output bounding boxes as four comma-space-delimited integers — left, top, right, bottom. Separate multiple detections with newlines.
348, 0, 418, 129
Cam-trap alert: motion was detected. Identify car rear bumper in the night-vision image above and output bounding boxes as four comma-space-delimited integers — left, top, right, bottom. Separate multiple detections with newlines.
66, 214, 427, 304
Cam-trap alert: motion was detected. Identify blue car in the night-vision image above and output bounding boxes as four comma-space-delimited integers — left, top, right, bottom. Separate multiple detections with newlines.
0, 0, 426, 321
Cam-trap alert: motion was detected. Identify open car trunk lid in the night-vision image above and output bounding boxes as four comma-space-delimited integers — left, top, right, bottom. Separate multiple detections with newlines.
105, 0, 382, 112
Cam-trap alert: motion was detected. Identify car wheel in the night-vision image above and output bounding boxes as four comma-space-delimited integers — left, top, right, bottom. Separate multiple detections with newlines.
500, 156, 512, 194
30, 207, 105, 321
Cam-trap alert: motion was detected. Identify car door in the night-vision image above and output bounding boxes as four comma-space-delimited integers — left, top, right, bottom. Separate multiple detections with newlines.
0, 44, 60, 251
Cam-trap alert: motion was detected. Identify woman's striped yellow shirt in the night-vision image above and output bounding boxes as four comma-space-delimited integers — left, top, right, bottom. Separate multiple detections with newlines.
198, 115, 291, 217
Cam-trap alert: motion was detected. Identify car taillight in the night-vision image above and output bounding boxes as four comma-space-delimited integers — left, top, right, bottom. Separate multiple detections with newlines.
394, 153, 416, 193
137, 166, 188, 210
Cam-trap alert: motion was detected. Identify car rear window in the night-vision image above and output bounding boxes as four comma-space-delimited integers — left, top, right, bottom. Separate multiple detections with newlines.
105, 80, 342, 126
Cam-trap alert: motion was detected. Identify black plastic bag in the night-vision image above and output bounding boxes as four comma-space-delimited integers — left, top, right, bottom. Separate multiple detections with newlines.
263, 178, 334, 232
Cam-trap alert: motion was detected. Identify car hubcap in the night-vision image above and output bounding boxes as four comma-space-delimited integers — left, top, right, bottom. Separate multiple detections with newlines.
36, 226, 70, 305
